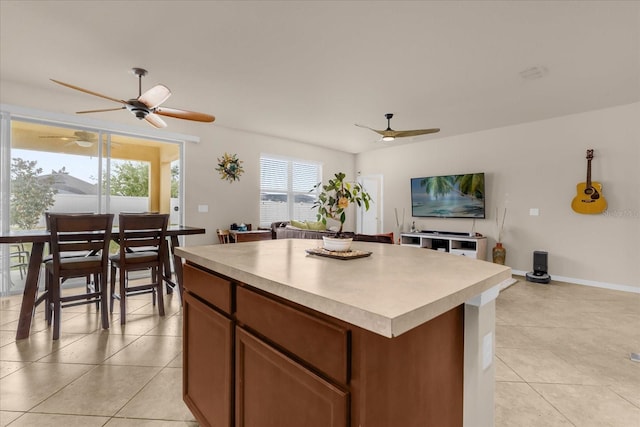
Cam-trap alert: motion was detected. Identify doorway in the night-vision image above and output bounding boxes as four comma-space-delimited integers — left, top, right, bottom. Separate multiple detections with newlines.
358, 174, 383, 235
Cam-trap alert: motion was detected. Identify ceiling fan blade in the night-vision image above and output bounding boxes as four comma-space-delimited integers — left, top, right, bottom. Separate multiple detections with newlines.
39, 135, 76, 141
50, 79, 127, 105
355, 124, 388, 136
390, 128, 440, 138
138, 84, 171, 109
357, 114, 440, 141
155, 107, 215, 123
145, 113, 168, 128
40, 131, 96, 141
76, 107, 126, 114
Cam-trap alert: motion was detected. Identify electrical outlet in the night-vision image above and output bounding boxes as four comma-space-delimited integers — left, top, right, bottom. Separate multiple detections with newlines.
197, 205, 209, 213
529, 208, 539, 216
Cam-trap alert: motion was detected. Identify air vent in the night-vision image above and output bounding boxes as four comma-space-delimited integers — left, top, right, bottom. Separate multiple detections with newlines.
519, 66, 549, 80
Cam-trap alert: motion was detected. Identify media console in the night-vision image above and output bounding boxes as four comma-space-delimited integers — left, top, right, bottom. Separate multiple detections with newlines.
400, 232, 488, 260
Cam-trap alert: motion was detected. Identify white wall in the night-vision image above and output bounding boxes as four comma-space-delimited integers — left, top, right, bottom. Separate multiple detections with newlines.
356, 103, 640, 290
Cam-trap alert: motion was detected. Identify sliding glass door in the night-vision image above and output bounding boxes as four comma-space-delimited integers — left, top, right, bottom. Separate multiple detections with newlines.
1, 118, 183, 295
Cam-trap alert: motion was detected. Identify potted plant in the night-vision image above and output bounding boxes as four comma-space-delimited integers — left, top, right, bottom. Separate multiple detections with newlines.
312, 172, 372, 251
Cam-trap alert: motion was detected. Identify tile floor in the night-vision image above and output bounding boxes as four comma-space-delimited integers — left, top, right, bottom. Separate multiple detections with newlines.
495, 278, 640, 427
0, 276, 638, 426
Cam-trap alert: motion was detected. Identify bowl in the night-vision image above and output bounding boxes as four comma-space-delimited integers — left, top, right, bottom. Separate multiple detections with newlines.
322, 236, 353, 252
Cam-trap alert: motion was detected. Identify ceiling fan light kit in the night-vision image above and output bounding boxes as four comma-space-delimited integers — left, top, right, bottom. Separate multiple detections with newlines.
51, 67, 215, 128
74, 140, 94, 148
355, 113, 440, 142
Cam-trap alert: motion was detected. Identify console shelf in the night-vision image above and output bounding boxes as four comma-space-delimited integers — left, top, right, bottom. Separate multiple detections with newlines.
400, 232, 487, 260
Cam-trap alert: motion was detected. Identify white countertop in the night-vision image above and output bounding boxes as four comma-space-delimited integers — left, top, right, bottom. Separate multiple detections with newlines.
175, 239, 511, 337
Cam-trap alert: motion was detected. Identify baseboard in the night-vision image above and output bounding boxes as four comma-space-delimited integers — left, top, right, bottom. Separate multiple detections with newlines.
511, 269, 640, 294
499, 277, 518, 291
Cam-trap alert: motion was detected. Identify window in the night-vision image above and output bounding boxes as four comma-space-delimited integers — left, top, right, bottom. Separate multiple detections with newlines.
260, 155, 322, 227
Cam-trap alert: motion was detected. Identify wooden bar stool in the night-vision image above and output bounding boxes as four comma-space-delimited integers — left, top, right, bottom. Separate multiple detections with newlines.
110, 213, 169, 325
39, 212, 96, 324
217, 229, 231, 244
45, 213, 114, 340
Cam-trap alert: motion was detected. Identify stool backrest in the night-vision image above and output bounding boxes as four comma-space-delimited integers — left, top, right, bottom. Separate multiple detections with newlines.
47, 213, 114, 274
116, 213, 169, 264
45, 212, 95, 230
217, 229, 230, 244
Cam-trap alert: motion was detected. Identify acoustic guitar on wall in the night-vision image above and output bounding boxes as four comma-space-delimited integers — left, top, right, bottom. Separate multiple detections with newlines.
571, 149, 607, 214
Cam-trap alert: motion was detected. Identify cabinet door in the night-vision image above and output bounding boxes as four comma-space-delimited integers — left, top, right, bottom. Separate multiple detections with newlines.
235, 327, 348, 427
183, 292, 233, 427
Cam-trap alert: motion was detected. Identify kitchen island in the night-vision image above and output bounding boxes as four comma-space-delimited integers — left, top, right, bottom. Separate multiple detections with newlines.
175, 239, 511, 427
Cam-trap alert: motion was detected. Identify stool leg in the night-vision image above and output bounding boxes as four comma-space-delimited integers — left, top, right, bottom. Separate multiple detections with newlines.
119, 267, 127, 325
45, 271, 52, 325
110, 265, 116, 314
91, 274, 99, 310
151, 267, 157, 306
52, 276, 61, 340
156, 266, 165, 317
99, 272, 109, 330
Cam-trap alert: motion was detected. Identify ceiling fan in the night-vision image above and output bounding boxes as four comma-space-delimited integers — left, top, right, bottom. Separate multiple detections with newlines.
51, 68, 215, 129
355, 113, 440, 142
39, 130, 97, 147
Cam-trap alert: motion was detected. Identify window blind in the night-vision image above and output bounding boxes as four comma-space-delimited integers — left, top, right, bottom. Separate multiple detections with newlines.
260, 155, 321, 227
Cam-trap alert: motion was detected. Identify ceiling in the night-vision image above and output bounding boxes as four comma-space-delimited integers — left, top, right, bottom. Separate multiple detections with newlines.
1, 1, 638, 154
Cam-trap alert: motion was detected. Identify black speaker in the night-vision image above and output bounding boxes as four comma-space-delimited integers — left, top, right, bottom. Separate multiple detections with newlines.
533, 251, 548, 274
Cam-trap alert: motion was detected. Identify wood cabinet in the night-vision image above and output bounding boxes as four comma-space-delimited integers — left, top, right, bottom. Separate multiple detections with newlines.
183, 291, 233, 427
183, 262, 464, 427
236, 327, 348, 427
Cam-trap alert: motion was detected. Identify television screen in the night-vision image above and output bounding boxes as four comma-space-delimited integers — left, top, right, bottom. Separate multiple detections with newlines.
410, 172, 485, 218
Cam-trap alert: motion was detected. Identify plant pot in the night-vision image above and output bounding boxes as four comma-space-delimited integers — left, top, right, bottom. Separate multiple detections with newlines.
492, 242, 506, 265
322, 236, 353, 252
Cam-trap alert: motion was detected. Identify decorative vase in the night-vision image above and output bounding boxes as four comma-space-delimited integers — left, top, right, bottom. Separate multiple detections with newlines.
322, 236, 353, 252
492, 242, 506, 265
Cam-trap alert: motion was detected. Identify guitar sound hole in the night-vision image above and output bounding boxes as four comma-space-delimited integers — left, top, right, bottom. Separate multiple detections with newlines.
584, 187, 593, 195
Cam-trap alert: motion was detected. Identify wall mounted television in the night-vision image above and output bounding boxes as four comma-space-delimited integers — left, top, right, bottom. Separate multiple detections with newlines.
410, 172, 485, 218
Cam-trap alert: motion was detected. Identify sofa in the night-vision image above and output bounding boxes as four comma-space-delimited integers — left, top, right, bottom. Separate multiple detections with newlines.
270, 221, 394, 244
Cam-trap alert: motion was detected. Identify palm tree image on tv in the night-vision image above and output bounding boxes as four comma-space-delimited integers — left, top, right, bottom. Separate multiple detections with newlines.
411, 173, 485, 218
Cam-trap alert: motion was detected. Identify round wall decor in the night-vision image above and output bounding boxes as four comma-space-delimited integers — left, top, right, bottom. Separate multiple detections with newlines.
216, 152, 244, 182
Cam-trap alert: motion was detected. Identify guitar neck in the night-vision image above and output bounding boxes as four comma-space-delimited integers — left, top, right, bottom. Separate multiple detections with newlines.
586, 158, 592, 187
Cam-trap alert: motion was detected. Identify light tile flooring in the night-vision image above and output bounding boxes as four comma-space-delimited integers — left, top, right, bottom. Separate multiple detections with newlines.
0, 276, 638, 426
495, 278, 640, 427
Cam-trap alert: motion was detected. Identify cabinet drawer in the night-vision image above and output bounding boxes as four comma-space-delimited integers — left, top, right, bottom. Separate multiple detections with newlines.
184, 264, 232, 314
449, 249, 477, 259
236, 286, 349, 384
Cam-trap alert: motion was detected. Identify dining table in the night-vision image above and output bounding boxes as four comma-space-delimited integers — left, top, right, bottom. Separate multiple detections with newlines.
0, 224, 206, 339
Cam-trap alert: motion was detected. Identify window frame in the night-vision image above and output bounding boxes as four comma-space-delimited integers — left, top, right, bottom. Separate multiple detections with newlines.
259, 154, 322, 228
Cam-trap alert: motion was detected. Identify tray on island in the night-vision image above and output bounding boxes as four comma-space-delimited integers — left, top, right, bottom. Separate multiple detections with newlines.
305, 247, 372, 260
